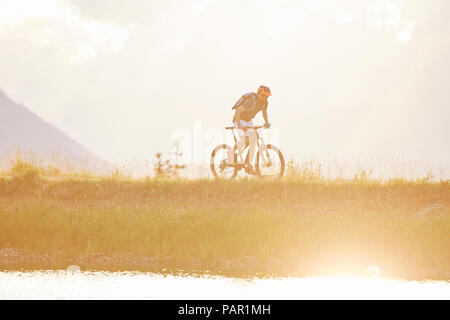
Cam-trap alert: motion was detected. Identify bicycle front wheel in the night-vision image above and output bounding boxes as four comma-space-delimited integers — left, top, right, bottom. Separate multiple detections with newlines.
210, 144, 238, 180
255, 144, 285, 179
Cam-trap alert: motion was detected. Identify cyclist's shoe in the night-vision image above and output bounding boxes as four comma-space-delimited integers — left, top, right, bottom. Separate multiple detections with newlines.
245, 165, 257, 175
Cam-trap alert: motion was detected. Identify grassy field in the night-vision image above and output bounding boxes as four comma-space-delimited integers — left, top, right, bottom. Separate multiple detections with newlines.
0, 158, 449, 280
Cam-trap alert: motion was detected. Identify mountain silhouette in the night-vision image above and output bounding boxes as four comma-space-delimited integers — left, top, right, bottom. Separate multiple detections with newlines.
0, 89, 101, 165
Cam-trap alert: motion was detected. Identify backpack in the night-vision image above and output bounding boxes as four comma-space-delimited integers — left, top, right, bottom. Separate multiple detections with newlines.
232, 92, 256, 110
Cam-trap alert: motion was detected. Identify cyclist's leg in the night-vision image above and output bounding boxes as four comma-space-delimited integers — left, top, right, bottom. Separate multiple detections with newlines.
242, 120, 257, 165
234, 120, 248, 164
246, 127, 257, 165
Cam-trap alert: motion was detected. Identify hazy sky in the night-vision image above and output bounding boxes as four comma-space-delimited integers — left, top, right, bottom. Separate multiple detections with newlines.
0, 0, 449, 167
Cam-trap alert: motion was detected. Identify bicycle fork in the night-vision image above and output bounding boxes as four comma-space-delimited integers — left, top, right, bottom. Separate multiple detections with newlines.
257, 138, 272, 167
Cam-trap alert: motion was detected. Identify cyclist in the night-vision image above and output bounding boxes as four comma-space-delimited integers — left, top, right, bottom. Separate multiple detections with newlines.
231, 85, 272, 174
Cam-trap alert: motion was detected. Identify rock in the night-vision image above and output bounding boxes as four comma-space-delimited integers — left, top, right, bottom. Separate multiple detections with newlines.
66, 265, 81, 272
0, 247, 19, 258
413, 203, 444, 219
366, 265, 381, 278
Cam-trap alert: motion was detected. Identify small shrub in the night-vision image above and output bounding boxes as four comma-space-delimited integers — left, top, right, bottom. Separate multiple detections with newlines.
286, 158, 323, 181
354, 168, 373, 183
153, 152, 185, 178
416, 171, 435, 184
8, 153, 41, 180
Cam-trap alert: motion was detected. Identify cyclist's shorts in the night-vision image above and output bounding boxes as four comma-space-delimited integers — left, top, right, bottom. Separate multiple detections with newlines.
234, 120, 255, 138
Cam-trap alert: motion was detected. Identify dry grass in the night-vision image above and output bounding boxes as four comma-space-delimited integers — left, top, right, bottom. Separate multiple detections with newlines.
0, 156, 449, 280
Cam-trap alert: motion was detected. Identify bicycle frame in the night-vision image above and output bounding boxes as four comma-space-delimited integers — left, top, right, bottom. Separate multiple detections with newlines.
227, 126, 269, 168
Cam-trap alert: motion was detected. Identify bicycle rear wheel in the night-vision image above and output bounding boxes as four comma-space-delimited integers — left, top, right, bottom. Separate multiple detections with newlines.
210, 144, 238, 180
255, 144, 285, 179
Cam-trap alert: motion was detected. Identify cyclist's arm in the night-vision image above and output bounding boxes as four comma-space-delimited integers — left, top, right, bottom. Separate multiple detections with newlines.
262, 108, 269, 123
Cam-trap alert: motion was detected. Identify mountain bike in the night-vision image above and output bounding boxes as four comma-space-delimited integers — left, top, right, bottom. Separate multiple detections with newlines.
210, 125, 285, 180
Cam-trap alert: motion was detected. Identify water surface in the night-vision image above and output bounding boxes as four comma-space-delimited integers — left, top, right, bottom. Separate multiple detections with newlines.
1, 271, 449, 299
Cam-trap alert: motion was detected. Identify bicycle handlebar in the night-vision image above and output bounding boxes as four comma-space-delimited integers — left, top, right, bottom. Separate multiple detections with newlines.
225, 125, 267, 130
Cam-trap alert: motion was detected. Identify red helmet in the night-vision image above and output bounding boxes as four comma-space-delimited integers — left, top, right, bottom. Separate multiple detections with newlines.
258, 85, 271, 97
